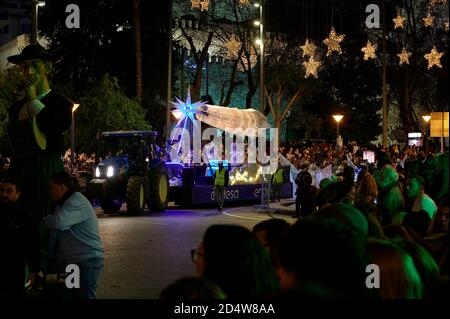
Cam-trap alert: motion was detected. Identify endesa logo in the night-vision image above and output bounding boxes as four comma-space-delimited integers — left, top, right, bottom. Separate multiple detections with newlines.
211, 190, 239, 200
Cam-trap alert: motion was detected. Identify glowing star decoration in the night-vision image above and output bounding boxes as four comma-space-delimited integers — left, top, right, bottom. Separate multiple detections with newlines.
224, 36, 242, 60
171, 87, 208, 124
303, 57, 320, 78
239, 0, 250, 5
393, 14, 406, 29
361, 40, 377, 60
300, 39, 317, 58
423, 14, 435, 27
323, 27, 345, 56
444, 21, 449, 31
424, 46, 444, 69
397, 48, 412, 65
191, 0, 209, 11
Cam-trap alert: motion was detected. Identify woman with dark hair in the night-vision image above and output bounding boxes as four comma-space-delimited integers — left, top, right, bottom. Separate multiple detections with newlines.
193, 225, 279, 299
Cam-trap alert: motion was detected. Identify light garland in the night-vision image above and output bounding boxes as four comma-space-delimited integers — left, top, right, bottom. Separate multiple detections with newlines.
361, 40, 377, 60
300, 39, 317, 58
393, 13, 406, 29
323, 27, 345, 56
424, 46, 444, 69
303, 56, 320, 78
397, 48, 412, 65
423, 13, 435, 27
224, 36, 242, 60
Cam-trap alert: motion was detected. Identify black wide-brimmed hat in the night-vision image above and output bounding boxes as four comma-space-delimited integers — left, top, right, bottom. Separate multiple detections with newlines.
7, 44, 61, 65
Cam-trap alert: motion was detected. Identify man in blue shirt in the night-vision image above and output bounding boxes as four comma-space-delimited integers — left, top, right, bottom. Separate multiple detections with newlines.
44, 171, 104, 299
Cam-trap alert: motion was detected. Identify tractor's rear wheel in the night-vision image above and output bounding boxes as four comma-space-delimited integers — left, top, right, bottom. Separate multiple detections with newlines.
126, 176, 148, 214
146, 166, 169, 212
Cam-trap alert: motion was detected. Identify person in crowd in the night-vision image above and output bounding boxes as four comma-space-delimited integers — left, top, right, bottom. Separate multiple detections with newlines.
276, 217, 369, 298
43, 171, 104, 299
213, 160, 229, 211
329, 166, 356, 204
406, 175, 438, 220
376, 165, 405, 225
294, 171, 319, 218
393, 239, 440, 299
253, 218, 291, 266
0, 177, 41, 298
160, 277, 226, 299
192, 224, 279, 298
367, 239, 423, 299
402, 210, 432, 238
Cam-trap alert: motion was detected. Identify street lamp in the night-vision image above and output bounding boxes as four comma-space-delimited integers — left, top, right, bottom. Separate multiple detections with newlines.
254, 1, 264, 114
71, 103, 80, 170
31, 1, 46, 45
332, 114, 344, 151
422, 114, 431, 153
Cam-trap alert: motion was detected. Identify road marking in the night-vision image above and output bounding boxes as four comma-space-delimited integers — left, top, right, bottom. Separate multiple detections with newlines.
222, 207, 271, 221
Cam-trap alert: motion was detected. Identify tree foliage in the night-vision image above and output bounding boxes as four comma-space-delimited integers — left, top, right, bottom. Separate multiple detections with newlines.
75, 74, 151, 153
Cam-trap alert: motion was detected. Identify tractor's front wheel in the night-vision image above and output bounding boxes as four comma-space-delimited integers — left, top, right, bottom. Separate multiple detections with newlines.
146, 166, 169, 212
126, 176, 148, 214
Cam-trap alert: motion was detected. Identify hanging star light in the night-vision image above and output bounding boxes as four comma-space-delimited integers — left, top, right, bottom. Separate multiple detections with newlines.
171, 87, 208, 124
224, 36, 242, 60
323, 27, 345, 56
444, 20, 449, 31
424, 46, 444, 69
303, 57, 320, 78
300, 39, 317, 58
191, 0, 201, 9
361, 40, 377, 60
392, 13, 406, 29
397, 48, 412, 65
191, 0, 209, 11
423, 13, 435, 27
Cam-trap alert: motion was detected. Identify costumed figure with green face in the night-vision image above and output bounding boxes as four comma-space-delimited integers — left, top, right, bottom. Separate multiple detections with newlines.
7, 44, 73, 269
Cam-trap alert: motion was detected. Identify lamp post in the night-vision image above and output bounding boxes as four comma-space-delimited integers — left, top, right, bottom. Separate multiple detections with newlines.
31, 1, 45, 45
254, 2, 264, 114
422, 115, 431, 153
332, 114, 344, 151
71, 103, 80, 171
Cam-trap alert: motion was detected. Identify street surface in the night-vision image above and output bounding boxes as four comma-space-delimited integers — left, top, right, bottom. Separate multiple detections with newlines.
96, 202, 295, 299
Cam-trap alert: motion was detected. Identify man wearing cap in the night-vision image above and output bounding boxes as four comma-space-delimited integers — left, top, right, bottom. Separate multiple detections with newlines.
7, 44, 73, 272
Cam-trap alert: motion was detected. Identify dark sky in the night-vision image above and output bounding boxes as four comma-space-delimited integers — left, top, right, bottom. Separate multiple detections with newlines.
266, 0, 399, 40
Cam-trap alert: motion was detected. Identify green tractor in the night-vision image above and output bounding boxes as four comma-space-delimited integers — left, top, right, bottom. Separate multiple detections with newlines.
86, 131, 169, 213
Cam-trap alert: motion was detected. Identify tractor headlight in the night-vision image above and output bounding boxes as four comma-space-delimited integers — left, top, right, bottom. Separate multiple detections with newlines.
107, 166, 115, 177
95, 167, 100, 178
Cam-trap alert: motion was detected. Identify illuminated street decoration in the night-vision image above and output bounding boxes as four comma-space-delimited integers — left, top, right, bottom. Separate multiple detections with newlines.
171, 87, 208, 124
393, 13, 406, 29
361, 40, 377, 60
191, 0, 209, 11
423, 13, 435, 27
300, 39, 317, 58
229, 166, 263, 185
424, 46, 444, 69
239, 0, 250, 5
323, 27, 345, 56
444, 20, 449, 31
397, 47, 412, 65
224, 36, 242, 60
303, 56, 320, 78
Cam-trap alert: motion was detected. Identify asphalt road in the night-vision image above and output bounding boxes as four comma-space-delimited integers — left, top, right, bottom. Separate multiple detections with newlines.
95, 203, 295, 299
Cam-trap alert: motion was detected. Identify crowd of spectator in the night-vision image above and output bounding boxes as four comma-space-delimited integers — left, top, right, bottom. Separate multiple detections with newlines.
161, 147, 449, 300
